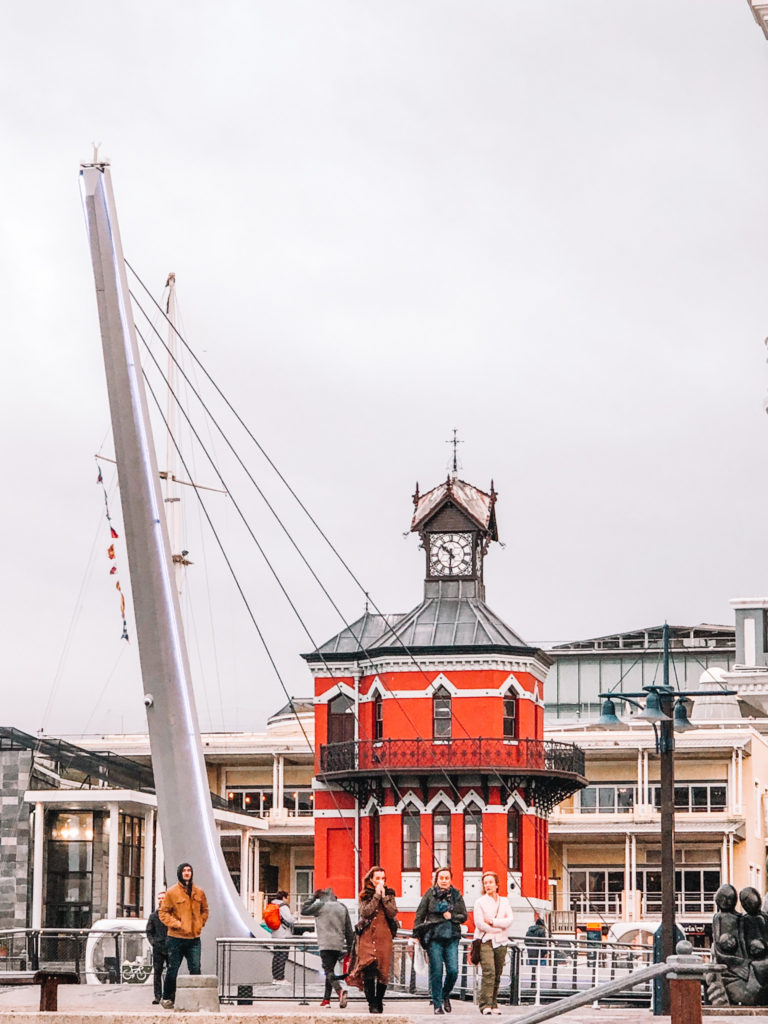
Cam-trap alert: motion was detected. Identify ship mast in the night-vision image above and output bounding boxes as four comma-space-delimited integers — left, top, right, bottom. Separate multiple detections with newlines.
79, 160, 255, 966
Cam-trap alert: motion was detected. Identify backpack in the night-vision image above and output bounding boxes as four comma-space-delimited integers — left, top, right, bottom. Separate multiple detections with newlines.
264, 903, 282, 931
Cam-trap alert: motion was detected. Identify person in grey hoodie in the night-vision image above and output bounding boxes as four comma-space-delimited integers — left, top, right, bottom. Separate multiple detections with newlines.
302, 887, 354, 1007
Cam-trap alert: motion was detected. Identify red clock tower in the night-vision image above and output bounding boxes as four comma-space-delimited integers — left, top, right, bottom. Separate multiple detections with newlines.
304, 474, 585, 928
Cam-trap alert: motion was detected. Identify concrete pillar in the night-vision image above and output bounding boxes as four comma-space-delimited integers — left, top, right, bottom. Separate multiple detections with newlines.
31, 802, 44, 929
107, 803, 119, 918
240, 830, 249, 905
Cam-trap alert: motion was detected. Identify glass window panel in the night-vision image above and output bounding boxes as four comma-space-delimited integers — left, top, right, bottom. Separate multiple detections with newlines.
691, 787, 708, 810
674, 786, 689, 810
598, 788, 615, 812
507, 809, 519, 871
464, 809, 482, 870
684, 870, 701, 894
588, 872, 605, 896
403, 807, 421, 870
607, 871, 624, 893
580, 787, 596, 812
433, 805, 452, 867
616, 787, 634, 812
569, 871, 586, 894
710, 786, 726, 811
703, 870, 720, 896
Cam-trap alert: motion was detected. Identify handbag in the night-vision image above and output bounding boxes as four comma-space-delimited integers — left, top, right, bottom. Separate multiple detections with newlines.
470, 938, 483, 965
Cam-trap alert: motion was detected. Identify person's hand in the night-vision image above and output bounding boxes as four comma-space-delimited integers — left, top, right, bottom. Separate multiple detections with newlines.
443, 911, 452, 919
375, 881, 386, 898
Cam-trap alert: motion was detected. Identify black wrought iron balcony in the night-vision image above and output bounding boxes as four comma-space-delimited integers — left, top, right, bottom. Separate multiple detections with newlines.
319, 737, 585, 781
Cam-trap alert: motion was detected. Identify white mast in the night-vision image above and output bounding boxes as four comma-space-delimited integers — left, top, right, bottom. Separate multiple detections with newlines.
79, 160, 258, 969
162, 272, 188, 598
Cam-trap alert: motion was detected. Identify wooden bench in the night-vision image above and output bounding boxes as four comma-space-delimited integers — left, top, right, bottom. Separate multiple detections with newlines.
0, 969, 80, 1010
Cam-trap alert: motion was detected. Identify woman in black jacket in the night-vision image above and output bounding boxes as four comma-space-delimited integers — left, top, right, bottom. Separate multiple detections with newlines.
413, 867, 467, 1015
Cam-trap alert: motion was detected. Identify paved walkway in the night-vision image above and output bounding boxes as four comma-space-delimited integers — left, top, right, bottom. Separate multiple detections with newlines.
0, 983, 764, 1023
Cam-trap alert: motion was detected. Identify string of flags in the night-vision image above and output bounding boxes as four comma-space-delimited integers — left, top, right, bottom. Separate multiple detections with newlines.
97, 463, 129, 641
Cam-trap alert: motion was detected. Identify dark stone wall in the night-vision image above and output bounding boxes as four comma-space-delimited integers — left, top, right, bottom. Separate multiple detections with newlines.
0, 749, 33, 928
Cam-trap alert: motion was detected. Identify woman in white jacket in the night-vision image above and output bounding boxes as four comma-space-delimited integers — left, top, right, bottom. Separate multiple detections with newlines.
473, 872, 513, 1014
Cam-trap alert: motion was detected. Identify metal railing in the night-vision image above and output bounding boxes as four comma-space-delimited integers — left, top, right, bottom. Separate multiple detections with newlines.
216, 933, 655, 1006
319, 738, 585, 777
0, 928, 152, 985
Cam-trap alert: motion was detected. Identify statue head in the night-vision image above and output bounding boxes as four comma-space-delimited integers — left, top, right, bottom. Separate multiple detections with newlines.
715, 884, 738, 912
740, 887, 762, 915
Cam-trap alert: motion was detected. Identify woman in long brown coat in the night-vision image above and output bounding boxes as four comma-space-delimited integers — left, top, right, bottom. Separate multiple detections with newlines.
347, 866, 398, 1013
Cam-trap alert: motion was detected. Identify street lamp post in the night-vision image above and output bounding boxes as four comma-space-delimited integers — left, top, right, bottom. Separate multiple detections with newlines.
597, 622, 736, 1015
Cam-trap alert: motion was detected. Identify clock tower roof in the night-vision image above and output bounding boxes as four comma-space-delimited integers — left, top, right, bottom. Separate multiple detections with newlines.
411, 476, 498, 539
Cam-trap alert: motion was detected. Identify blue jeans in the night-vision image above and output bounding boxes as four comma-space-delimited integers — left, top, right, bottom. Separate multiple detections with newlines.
427, 938, 459, 1009
163, 937, 201, 1002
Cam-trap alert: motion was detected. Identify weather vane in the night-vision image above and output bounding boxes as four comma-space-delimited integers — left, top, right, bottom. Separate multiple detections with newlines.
445, 428, 463, 475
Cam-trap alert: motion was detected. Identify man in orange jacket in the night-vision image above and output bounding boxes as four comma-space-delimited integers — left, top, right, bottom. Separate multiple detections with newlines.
158, 862, 209, 1008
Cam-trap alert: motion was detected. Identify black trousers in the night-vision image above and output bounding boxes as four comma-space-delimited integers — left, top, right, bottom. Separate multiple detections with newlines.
152, 946, 168, 1001
362, 964, 386, 1012
320, 949, 343, 1000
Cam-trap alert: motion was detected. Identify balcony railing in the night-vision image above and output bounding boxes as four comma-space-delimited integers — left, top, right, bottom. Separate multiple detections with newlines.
319, 737, 585, 778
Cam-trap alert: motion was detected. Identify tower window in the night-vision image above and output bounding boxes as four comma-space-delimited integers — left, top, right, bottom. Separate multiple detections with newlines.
433, 685, 452, 740
503, 689, 517, 739
464, 805, 483, 870
373, 693, 383, 742
402, 804, 420, 871
507, 807, 520, 872
433, 802, 452, 867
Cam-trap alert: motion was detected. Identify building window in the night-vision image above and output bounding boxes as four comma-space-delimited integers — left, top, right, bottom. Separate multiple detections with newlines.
464, 806, 483, 870
433, 802, 452, 867
507, 808, 520, 872
328, 692, 355, 744
503, 690, 517, 739
227, 788, 274, 816
283, 788, 314, 816
371, 808, 381, 868
117, 814, 143, 917
650, 783, 726, 813
579, 785, 635, 814
568, 869, 624, 915
433, 686, 452, 740
373, 694, 383, 742
45, 811, 94, 928
402, 804, 420, 871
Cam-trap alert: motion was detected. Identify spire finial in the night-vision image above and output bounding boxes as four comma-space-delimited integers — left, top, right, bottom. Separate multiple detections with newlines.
445, 428, 463, 477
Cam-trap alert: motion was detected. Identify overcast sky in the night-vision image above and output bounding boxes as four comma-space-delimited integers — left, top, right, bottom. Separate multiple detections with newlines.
3, 1, 768, 739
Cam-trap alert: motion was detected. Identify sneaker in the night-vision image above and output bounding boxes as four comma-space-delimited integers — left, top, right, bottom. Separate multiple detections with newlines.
434, 1008, 445, 1015
443, 997, 452, 1013
321, 1000, 331, 1007
160, 999, 174, 1009
152, 1000, 160, 1005
481, 1008, 492, 1016
339, 990, 348, 1008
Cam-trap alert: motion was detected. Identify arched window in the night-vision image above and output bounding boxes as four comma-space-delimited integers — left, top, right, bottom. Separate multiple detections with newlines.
507, 807, 520, 872
328, 693, 354, 745
433, 802, 452, 866
373, 693, 383, 742
402, 804, 420, 871
464, 805, 483, 870
503, 688, 517, 739
433, 685, 452, 740
371, 807, 381, 869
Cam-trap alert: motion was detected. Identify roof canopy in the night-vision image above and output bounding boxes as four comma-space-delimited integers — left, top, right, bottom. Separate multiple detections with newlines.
411, 477, 498, 539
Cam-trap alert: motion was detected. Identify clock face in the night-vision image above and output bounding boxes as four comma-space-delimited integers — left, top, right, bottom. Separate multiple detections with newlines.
429, 532, 474, 577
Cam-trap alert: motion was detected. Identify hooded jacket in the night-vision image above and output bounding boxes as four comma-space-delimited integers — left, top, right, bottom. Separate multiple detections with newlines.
159, 863, 209, 939
301, 888, 354, 953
